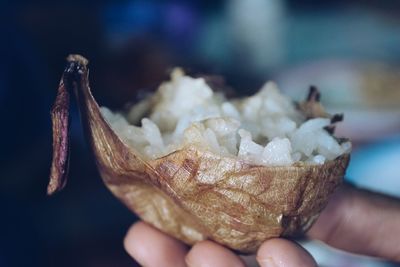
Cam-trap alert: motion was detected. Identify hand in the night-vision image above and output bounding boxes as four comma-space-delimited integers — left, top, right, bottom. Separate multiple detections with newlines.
123, 184, 400, 267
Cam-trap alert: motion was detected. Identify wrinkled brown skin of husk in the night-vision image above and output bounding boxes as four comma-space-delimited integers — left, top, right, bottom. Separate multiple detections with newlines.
48, 55, 350, 254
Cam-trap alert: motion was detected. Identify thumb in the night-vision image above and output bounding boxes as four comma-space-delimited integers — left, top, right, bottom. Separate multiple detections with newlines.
257, 238, 317, 267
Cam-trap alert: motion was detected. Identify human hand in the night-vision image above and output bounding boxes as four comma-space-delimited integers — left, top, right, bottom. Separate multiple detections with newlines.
124, 184, 400, 267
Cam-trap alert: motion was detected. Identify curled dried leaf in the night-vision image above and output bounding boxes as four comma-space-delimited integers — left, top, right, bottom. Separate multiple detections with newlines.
48, 55, 350, 253
298, 85, 328, 119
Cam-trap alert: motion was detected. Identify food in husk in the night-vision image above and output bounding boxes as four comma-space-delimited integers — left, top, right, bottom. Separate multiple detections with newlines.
48, 55, 350, 253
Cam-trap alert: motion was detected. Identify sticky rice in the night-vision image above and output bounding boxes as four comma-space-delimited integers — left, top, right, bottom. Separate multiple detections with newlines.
101, 69, 351, 166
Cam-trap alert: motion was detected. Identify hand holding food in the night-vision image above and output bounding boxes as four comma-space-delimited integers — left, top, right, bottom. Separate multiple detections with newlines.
48, 55, 350, 253
124, 184, 400, 267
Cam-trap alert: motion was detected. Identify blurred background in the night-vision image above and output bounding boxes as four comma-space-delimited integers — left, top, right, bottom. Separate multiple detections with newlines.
1, 0, 400, 266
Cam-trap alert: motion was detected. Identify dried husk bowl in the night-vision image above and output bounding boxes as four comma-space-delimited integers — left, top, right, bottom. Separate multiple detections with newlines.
48, 55, 350, 253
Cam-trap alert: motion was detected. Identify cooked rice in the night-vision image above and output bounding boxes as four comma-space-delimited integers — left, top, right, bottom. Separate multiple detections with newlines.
101, 69, 351, 166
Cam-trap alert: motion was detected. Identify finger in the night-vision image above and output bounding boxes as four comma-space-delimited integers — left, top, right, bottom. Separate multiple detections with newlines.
124, 221, 188, 267
257, 238, 317, 267
185, 240, 246, 267
308, 184, 400, 262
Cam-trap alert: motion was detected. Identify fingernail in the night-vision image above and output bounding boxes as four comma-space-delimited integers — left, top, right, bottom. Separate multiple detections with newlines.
257, 256, 278, 267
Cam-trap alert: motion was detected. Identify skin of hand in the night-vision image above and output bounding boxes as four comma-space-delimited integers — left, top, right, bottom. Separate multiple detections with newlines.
123, 184, 400, 267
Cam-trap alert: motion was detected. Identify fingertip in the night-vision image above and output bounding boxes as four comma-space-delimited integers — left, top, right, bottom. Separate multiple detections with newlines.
123, 222, 145, 258
257, 238, 317, 267
124, 221, 188, 267
186, 240, 245, 267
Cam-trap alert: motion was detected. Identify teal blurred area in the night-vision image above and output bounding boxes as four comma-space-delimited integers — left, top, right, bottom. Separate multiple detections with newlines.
347, 136, 400, 198
1, 1, 399, 266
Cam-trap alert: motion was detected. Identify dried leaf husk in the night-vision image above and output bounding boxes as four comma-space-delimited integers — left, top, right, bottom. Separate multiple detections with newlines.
48, 55, 350, 253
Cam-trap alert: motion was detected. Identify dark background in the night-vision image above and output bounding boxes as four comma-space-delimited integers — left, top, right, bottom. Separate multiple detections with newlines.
1, 1, 400, 266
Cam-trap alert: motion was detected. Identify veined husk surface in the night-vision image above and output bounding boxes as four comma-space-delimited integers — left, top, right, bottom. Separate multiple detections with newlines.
48, 55, 350, 253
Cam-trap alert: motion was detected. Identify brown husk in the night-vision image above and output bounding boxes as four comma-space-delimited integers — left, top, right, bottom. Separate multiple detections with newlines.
48, 55, 350, 253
